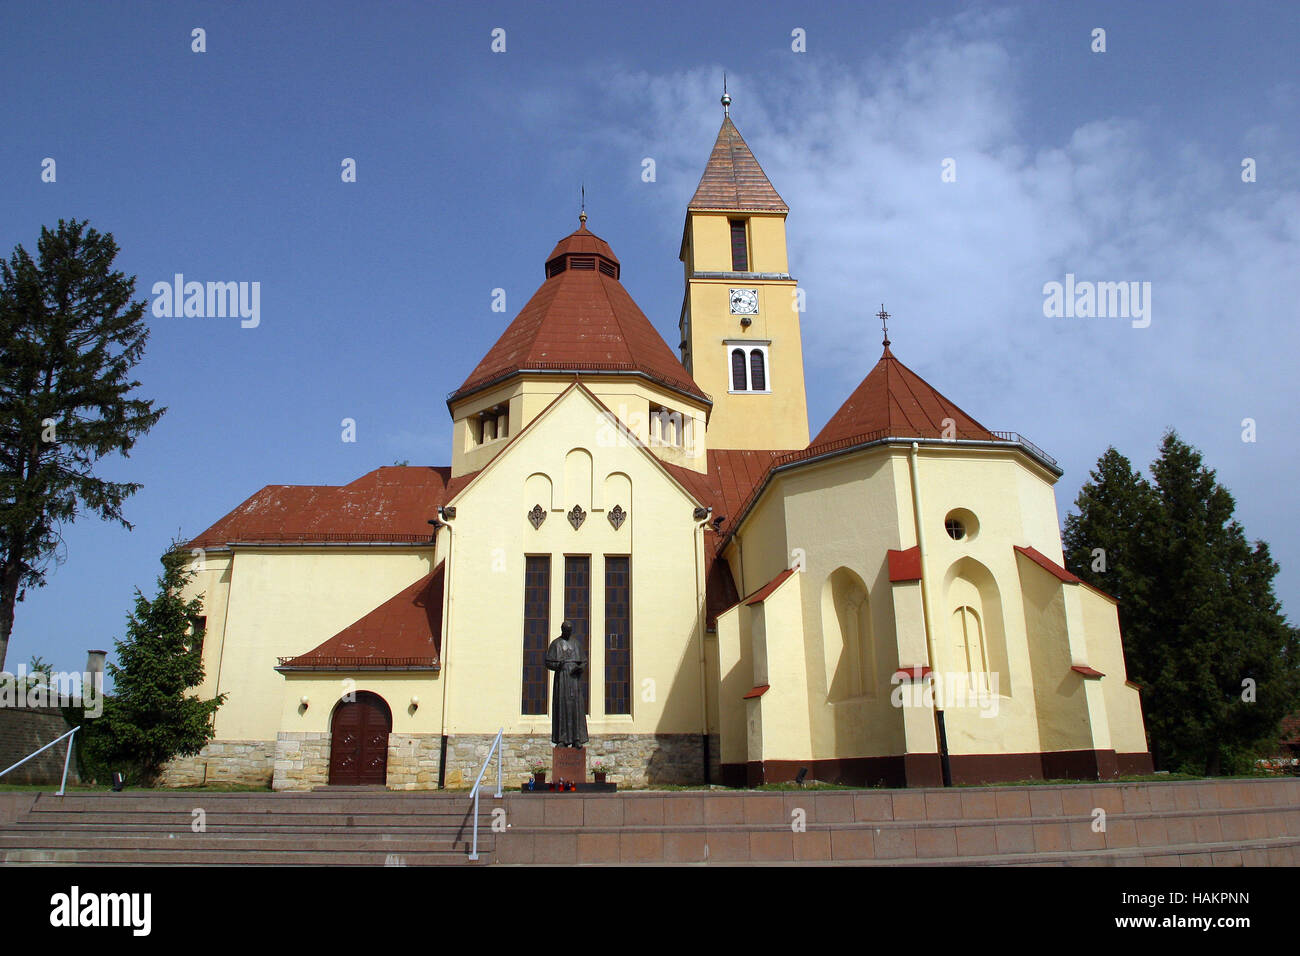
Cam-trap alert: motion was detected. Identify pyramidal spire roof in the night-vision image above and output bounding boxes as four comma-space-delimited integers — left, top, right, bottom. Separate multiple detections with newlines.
450, 221, 708, 405
688, 116, 788, 213
812, 346, 997, 446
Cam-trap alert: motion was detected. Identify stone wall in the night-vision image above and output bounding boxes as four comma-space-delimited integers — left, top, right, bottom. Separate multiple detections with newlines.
158, 739, 275, 788
386, 733, 443, 790
0, 707, 80, 787
442, 732, 720, 789
272, 732, 331, 791
165, 731, 722, 791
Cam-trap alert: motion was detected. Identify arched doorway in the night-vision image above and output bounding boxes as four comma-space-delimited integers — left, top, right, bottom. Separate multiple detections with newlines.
328, 691, 392, 786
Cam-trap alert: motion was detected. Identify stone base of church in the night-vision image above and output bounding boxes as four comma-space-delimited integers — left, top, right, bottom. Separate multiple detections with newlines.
174, 731, 727, 791
442, 732, 721, 789
724, 750, 1156, 788
158, 739, 276, 788
386, 733, 443, 790
271, 732, 331, 791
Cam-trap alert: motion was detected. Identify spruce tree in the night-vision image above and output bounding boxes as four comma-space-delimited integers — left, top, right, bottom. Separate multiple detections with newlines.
1064, 431, 1300, 774
76, 544, 225, 786
0, 219, 165, 670
1062, 447, 1159, 650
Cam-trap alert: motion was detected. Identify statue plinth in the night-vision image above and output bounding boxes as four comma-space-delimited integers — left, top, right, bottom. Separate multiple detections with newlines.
552, 746, 586, 785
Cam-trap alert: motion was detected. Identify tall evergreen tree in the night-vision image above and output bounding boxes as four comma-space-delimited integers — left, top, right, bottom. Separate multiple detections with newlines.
0, 219, 164, 670
1062, 447, 1159, 649
1065, 431, 1300, 773
74, 544, 225, 786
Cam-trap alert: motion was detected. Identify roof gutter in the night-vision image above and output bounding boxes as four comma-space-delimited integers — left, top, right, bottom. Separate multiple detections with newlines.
219, 540, 437, 549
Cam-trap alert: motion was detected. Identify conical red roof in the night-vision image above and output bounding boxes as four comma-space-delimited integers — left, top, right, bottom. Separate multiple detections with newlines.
688, 116, 788, 213
451, 223, 708, 404
812, 346, 997, 445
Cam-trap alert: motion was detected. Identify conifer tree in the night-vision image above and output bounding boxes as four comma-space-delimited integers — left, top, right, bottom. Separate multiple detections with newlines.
0, 219, 165, 670
75, 545, 225, 786
1065, 431, 1300, 773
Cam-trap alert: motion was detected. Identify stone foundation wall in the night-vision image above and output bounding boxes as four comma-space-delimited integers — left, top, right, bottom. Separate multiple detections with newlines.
272, 732, 330, 791
166, 731, 722, 791
386, 733, 443, 790
0, 707, 80, 787
442, 733, 719, 789
158, 739, 275, 788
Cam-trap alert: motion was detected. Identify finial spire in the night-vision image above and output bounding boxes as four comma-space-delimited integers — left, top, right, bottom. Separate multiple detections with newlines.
579, 184, 586, 225
721, 73, 731, 115
878, 304, 891, 348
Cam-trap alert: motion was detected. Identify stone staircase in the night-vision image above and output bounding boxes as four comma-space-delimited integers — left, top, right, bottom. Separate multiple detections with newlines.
0, 790, 503, 865
1, 778, 1296, 866
492, 777, 1300, 865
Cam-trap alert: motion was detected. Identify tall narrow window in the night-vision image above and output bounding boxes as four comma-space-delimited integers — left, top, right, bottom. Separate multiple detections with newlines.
605, 556, 631, 715
749, 350, 766, 391
188, 615, 207, 656
729, 219, 748, 271
951, 605, 986, 676
522, 556, 550, 714
564, 556, 591, 714
731, 348, 748, 391
727, 343, 771, 392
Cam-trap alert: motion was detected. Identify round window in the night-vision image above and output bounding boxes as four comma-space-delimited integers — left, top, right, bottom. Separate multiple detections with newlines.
944, 508, 979, 542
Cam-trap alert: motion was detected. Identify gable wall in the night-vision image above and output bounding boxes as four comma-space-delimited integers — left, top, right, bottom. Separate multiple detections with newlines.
442, 386, 709, 741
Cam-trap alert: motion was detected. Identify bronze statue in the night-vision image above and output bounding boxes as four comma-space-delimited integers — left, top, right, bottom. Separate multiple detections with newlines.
545, 620, 588, 747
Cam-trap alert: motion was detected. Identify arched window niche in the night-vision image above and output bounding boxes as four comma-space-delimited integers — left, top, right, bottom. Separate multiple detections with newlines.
942, 557, 1012, 698
821, 567, 875, 702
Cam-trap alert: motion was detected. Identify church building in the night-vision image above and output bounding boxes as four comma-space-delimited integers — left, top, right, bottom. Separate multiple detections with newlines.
165, 95, 1152, 791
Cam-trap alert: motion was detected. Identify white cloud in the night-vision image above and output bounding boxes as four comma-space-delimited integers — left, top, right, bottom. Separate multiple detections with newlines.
514, 12, 1300, 614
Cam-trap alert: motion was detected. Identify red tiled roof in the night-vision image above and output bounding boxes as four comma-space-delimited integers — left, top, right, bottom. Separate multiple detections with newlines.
812, 346, 997, 446
187, 466, 476, 549
663, 449, 790, 555
544, 225, 619, 265
279, 563, 445, 670
1014, 545, 1082, 584
450, 224, 708, 404
689, 116, 788, 213
660, 449, 789, 629
744, 568, 796, 606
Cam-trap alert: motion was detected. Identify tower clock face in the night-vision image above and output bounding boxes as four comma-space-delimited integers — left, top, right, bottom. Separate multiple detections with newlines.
729, 288, 759, 315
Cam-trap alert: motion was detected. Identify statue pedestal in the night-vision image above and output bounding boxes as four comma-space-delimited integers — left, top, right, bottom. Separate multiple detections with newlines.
552, 746, 586, 785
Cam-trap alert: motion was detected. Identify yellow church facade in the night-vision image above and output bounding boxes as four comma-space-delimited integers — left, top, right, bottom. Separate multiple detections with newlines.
164, 101, 1151, 790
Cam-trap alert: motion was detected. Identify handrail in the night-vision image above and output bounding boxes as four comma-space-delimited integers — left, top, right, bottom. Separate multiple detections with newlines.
0, 725, 81, 796
467, 727, 504, 862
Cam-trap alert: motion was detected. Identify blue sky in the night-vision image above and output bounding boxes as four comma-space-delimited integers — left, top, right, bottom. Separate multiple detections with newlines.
2, 0, 1297, 678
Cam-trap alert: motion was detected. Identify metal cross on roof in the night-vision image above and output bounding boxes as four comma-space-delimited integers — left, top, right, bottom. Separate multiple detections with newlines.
878, 304, 891, 347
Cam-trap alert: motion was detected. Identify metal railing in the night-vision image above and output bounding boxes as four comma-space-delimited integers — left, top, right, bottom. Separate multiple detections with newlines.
0, 726, 81, 796
467, 727, 504, 861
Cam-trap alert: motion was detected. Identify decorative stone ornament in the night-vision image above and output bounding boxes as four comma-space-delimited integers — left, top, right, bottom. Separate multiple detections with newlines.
528, 504, 546, 529
608, 504, 627, 530
567, 504, 586, 530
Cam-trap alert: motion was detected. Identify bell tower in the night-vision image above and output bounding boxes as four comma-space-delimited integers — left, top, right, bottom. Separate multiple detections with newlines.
679, 90, 810, 451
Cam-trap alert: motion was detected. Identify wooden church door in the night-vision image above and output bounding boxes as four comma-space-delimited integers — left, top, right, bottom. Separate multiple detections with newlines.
328, 691, 392, 786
